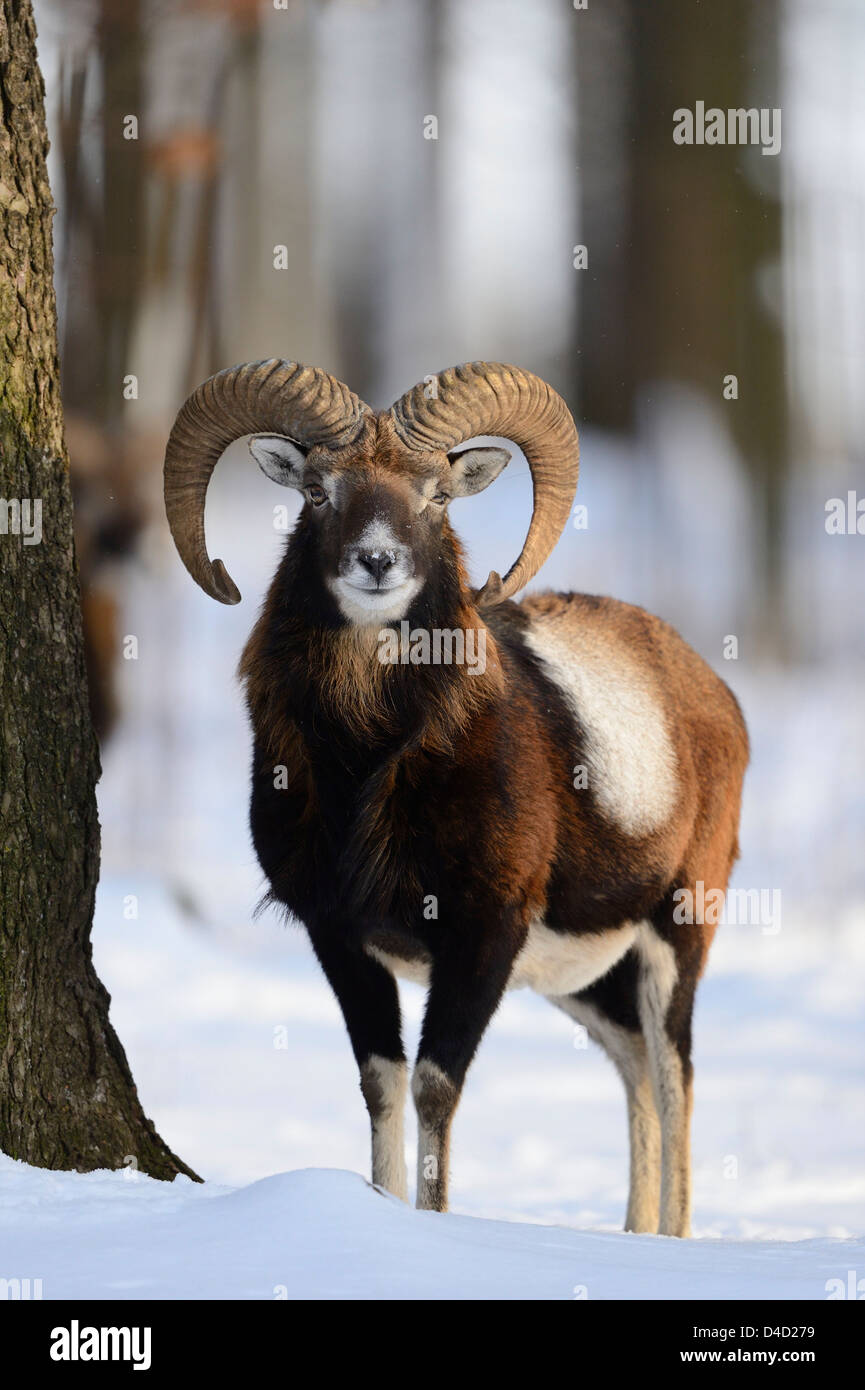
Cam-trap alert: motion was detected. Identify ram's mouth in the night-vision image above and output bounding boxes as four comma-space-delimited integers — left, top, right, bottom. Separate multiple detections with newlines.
329, 574, 422, 624
341, 579, 413, 597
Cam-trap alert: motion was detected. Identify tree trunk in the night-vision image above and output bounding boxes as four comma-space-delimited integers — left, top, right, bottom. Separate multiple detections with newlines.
0, 0, 198, 1181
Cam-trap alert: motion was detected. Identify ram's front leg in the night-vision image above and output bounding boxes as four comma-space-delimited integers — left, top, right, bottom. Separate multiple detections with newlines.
413, 910, 525, 1212
360, 1054, 408, 1200
307, 925, 408, 1201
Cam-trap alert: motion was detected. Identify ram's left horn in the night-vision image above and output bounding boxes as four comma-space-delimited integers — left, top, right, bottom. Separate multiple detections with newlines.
389, 361, 579, 606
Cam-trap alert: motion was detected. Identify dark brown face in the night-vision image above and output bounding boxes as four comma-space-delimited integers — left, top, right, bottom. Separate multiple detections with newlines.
248, 413, 510, 626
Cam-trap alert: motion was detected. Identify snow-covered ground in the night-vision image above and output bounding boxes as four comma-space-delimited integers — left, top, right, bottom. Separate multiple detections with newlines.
3, 445, 863, 1299
3, 1162, 862, 1300
4, 860, 852, 1299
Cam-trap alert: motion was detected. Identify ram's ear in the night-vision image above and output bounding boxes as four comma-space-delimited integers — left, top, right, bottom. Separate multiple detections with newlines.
248, 434, 308, 488
447, 446, 511, 497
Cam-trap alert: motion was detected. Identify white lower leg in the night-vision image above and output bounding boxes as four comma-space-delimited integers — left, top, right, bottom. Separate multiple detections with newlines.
360, 1056, 408, 1202
625, 1071, 661, 1233
412, 1059, 456, 1212
546, 991, 663, 1235
636, 923, 691, 1238
656, 1060, 691, 1238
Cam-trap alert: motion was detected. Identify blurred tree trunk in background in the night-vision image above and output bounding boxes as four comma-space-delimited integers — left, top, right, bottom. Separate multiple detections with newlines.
572, 0, 636, 429
60, 0, 145, 428
56, 0, 148, 739
0, 0, 197, 1180
578, 0, 787, 651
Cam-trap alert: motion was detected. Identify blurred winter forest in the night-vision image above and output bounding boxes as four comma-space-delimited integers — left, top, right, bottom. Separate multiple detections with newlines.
36, 0, 865, 724
27, 0, 865, 1217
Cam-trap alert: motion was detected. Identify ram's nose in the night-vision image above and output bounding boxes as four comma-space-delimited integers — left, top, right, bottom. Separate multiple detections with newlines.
357, 550, 397, 585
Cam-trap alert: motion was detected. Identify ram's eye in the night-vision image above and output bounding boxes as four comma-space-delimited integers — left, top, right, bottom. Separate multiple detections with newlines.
307, 484, 328, 507
430, 491, 449, 506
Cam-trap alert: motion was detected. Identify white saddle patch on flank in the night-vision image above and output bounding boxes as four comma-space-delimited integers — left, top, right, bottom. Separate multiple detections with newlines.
523, 620, 677, 836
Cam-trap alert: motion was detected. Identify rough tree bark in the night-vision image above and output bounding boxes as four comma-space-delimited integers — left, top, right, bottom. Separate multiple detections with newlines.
0, 0, 197, 1180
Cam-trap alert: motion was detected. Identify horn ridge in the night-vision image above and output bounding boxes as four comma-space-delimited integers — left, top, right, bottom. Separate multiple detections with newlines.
163, 360, 368, 603
389, 361, 579, 605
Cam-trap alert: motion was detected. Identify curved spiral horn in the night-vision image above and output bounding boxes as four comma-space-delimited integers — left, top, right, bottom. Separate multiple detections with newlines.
163, 359, 369, 603
390, 361, 579, 606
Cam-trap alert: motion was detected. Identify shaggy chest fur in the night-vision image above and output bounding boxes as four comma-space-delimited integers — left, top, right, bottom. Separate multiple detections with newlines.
246, 595, 685, 982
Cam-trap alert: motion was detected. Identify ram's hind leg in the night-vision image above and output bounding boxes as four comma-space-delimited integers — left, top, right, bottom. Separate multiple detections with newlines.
635, 915, 701, 1239
551, 953, 661, 1234
622, 1052, 662, 1233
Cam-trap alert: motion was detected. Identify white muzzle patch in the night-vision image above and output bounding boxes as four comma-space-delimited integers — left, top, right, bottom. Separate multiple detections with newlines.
329, 519, 421, 625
